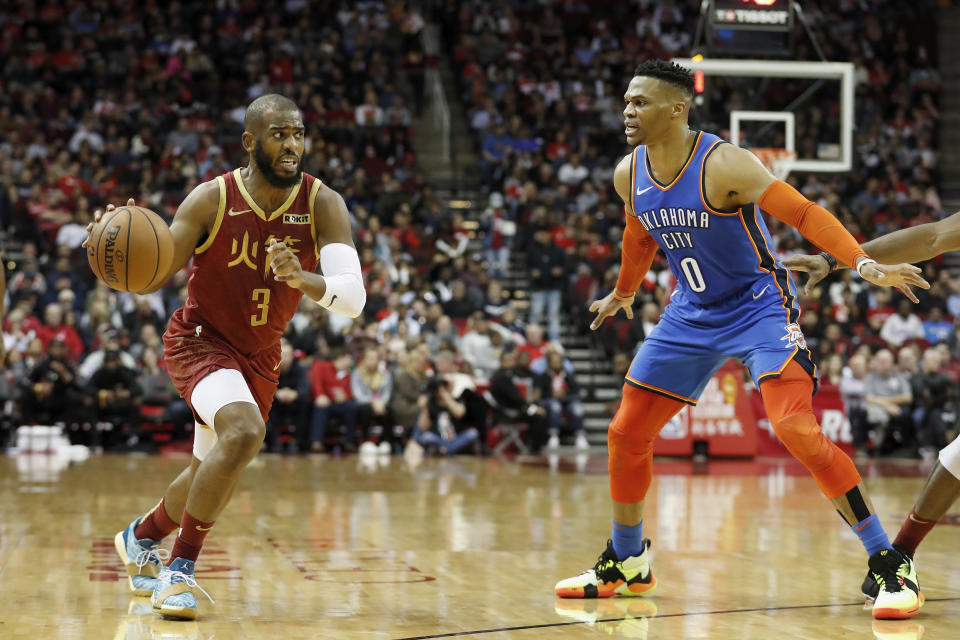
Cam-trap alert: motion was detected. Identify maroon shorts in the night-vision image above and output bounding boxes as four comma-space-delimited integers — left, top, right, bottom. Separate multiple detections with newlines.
163, 308, 280, 424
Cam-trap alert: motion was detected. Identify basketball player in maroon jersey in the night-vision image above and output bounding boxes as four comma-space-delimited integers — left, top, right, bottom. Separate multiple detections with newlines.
85, 94, 365, 619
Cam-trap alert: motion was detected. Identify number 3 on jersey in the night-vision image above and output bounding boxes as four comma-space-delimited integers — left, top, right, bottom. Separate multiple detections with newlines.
251, 288, 271, 326
679, 257, 706, 292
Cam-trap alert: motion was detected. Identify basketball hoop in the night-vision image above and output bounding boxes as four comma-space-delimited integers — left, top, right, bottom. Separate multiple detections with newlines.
751, 147, 797, 180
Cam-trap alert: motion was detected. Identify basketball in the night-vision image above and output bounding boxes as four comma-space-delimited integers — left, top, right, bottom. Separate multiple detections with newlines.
87, 205, 174, 293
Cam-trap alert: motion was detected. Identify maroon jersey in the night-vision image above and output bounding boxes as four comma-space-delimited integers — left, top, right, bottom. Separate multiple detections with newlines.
182, 168, 321, 356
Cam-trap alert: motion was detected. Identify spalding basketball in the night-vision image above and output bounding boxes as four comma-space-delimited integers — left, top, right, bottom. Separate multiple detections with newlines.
87, 205, 174, 293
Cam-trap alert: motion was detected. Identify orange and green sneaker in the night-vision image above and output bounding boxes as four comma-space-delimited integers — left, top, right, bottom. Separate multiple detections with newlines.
555, 539, 657, 599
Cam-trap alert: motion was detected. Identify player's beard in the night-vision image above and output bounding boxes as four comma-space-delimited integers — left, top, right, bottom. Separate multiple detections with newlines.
253, 144, 302, 188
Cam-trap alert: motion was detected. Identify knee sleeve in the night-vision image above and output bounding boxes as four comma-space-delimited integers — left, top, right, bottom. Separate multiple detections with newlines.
762, 362, 861, 498
190, 368, 258, 461
940, 436, 960, 480
608, 384, 685, 504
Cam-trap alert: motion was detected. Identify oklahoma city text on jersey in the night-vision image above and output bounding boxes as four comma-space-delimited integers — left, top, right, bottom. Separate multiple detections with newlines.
634, 206, 710, 250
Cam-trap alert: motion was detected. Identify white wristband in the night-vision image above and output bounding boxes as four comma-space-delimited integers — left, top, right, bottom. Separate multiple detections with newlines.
855, 257, 877, 277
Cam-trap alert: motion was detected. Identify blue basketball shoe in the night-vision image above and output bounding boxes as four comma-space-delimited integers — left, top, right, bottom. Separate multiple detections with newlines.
151, 557, 214, 620
114, 517, 169, 596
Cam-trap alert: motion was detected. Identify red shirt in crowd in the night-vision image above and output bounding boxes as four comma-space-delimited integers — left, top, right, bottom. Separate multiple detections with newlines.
37, 324, 85, 363
309, 360, 354, 402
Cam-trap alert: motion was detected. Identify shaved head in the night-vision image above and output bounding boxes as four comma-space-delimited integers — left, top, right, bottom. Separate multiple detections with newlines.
244, 94, 300, 133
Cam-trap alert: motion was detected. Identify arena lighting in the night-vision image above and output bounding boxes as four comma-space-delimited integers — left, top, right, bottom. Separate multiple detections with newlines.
747, 0, 778, 6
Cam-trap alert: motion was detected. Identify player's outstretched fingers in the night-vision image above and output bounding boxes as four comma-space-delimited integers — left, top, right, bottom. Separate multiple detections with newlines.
624, 304, 635, 319
899, 285, 919, 304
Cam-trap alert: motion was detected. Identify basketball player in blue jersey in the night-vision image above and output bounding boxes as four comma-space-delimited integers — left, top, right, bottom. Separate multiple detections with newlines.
784, 210, 960, 602
554, 60, 929, 620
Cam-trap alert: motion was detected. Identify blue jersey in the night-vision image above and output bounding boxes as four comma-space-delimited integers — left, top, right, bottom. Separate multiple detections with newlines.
623, 131, 816, 403
629, 131, 795, 322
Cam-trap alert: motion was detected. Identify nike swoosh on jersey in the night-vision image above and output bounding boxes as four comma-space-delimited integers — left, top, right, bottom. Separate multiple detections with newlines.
195, 524, 214, 531
636, 185, 654, 196
228, 207, 253, 216
752, 285, 770, 299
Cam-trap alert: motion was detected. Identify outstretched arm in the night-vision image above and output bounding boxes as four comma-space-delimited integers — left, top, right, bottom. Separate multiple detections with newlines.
705, 144, 928, 299
589, 154, 659, 330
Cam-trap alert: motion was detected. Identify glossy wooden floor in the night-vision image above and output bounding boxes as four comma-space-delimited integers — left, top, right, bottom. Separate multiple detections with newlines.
0, 450, 957, 639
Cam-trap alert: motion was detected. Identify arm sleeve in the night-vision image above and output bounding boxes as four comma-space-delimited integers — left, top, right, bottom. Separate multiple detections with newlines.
758, 180, 868, 268
317, 243, 366, 318
615, 211, 659, 295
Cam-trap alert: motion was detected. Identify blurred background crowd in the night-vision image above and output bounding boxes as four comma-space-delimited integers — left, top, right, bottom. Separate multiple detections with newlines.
1, 0, 956, 461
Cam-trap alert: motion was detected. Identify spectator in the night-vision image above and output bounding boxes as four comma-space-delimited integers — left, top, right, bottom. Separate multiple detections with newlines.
536, 351, 589, 450
911, 349, 953, 461
840, 353, 870, 458
442, 281, 477, 320
526, 227, 565, 341
865, 349, 913, 455
308, 348, 358, 453
79, 330, 136, 381
922, 306, 952, 344
266, 340, 310, 453
517, 323, 547, 363
488, 349, 547, 450
351, 347, 395, 451
138, 344, 192, 439
483, 281, 511, 319
19, 339, 82, 426
558, 153, 589, 186
87, 348, 142, 449
479, 192, 514, 279
897, 345, 919, 385
459, 312, 502, 381
390, 347, 430, 436
409, 377, 479, 456
36, 302, 84, 363
433, 349, 489, 446
879, 299, 926, 348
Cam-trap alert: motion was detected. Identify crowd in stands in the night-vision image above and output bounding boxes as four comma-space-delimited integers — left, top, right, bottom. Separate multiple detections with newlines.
439, 0, 953, 458
0, 0, 955, 460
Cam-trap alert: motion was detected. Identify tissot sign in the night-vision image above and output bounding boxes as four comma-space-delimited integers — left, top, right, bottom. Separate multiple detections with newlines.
712, 0, 792, 31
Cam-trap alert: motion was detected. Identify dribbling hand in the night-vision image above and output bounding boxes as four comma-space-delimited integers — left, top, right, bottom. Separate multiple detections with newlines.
267, 239, 304, 289
589, 291, 634, 331
81, 198, 136, 249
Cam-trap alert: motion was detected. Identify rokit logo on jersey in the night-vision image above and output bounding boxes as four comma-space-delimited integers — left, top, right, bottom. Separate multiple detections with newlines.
780, 323, 807, 350
283, 213, 310, 224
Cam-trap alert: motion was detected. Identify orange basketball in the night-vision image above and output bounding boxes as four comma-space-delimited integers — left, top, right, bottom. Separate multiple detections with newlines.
87, 205, 174, 293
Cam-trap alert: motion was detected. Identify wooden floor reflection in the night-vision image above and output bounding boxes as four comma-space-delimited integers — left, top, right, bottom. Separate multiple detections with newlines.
0, 451, 957, 639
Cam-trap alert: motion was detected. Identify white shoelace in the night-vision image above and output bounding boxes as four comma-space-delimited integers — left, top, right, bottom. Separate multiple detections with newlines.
168, 570, 215, 604
135, 547, 170, 573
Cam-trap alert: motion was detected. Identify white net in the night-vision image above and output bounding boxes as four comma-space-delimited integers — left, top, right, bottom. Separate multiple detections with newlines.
751, 147, 797, 180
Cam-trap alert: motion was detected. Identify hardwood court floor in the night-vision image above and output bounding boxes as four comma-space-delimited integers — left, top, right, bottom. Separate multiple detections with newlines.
0, 451, 957, 639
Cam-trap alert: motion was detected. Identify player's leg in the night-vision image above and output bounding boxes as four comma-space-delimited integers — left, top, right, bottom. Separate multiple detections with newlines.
554, 384, 686, 598
114, 444, 203, 596
760, 360, 921, 619
892, 436, 960, 555
152, 369, 263, 620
